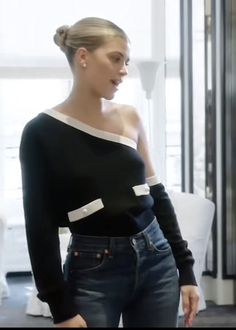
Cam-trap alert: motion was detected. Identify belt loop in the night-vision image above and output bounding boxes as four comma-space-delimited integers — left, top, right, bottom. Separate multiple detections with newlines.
67, 234, 73, 252
104, 237, 113, 257
142, 231, 153, 250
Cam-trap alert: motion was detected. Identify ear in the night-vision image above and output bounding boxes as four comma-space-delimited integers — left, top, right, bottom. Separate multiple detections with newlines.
74, 47, 89, 67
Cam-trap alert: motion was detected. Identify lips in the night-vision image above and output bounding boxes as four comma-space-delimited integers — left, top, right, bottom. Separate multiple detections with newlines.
111, 79, 122, 87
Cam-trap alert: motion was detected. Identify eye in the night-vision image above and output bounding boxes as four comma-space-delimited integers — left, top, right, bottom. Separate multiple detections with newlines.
110, 53, 130, 66
112, 56, 122, 63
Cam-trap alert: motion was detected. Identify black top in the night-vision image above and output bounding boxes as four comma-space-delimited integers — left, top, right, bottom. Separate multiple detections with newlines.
19, 108, 195, 323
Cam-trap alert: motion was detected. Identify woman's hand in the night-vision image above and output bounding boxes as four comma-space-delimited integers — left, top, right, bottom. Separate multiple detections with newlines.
54, 314, 87, 328
180, 285, 200, 327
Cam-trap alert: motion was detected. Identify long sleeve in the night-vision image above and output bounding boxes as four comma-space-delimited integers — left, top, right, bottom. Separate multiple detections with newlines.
19, 121, 78, 323
147, 177, 197, 286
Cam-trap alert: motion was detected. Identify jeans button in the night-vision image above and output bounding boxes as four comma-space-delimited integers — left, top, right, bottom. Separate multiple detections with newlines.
131, 238, 136, 245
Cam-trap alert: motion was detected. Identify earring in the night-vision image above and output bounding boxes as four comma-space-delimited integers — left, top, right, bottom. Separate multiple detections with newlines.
82, 63, 87, 68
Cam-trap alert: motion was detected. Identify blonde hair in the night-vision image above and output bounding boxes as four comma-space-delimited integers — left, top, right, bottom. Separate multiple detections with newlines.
54, 17, 129, 66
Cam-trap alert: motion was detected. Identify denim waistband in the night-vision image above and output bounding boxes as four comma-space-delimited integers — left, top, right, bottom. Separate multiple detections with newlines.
67, 217, 162, 253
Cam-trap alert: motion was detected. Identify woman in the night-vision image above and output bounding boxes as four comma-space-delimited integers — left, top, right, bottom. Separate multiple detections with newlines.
20, 17, 199, 328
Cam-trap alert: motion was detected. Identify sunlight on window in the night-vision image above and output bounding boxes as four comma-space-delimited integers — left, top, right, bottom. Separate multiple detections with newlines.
165, 78, 181, 190
0, 0, 182, 226
0, 79, 71, 223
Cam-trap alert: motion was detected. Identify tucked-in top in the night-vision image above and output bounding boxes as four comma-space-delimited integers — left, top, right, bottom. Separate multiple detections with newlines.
19, 108, 194, 323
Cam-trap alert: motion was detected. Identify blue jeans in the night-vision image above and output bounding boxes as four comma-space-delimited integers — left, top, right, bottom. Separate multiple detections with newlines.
64, 218, 180, 327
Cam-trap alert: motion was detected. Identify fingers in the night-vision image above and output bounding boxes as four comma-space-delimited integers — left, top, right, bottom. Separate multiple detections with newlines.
54, 314, 87, 328
182, 303, 191, 327
182, 288, 200, 327
78, 315, 87, 328
184, 299, 199, 327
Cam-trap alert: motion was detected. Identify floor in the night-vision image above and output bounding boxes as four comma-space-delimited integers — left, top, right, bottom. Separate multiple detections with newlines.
0, 274, 236, 328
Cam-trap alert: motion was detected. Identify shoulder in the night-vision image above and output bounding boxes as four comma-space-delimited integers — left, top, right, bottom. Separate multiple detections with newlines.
20, 112, 49, 150
21, 111, 53, 137
21, 115, 39, 139
110, 102, 142, 127
115, 102, 139, 118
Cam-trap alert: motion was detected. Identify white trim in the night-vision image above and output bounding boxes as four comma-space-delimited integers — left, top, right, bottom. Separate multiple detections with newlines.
146, 175, 160, 186
44, 108, 137, 150
68, 198, 104, 222
132, 183, 150, 196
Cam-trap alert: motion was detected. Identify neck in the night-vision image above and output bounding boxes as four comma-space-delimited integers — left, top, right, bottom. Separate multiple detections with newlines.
62, 81, 105, 118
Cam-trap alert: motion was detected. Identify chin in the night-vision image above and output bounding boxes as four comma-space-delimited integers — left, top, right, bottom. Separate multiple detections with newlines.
103, 93, 115, 100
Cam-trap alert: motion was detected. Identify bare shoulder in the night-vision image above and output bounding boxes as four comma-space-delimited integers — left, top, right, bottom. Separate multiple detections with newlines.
110, 102, 141, 126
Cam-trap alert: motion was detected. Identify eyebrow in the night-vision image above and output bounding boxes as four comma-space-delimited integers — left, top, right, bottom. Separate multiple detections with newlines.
110, 51, 130, 63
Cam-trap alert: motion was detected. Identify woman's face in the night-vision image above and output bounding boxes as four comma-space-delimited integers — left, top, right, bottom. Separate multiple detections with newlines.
82, 37, 130, 100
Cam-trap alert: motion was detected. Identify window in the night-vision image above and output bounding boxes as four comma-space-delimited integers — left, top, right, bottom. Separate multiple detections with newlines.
192, 0, 206, 197
0, 79, 71, 222
165, 0, 181, 190
0, 0, 182, 228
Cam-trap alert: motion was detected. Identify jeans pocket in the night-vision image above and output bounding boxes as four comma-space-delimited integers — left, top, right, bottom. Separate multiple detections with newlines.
150, 238, 172, 254
69, 249, 109, 273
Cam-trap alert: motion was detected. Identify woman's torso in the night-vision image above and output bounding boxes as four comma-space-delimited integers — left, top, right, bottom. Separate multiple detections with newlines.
26, 102, 155, 236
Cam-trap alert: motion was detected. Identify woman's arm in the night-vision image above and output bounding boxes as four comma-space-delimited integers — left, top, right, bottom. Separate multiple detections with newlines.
136, 111, 200, 326
136, 112, 196, 284
19, 120, 78, 324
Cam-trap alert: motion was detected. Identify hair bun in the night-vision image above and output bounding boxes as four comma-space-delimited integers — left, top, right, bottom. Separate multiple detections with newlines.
54, 25, 70, 50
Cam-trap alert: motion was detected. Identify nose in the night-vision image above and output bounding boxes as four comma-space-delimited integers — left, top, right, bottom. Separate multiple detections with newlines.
120, 63, 128, 76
